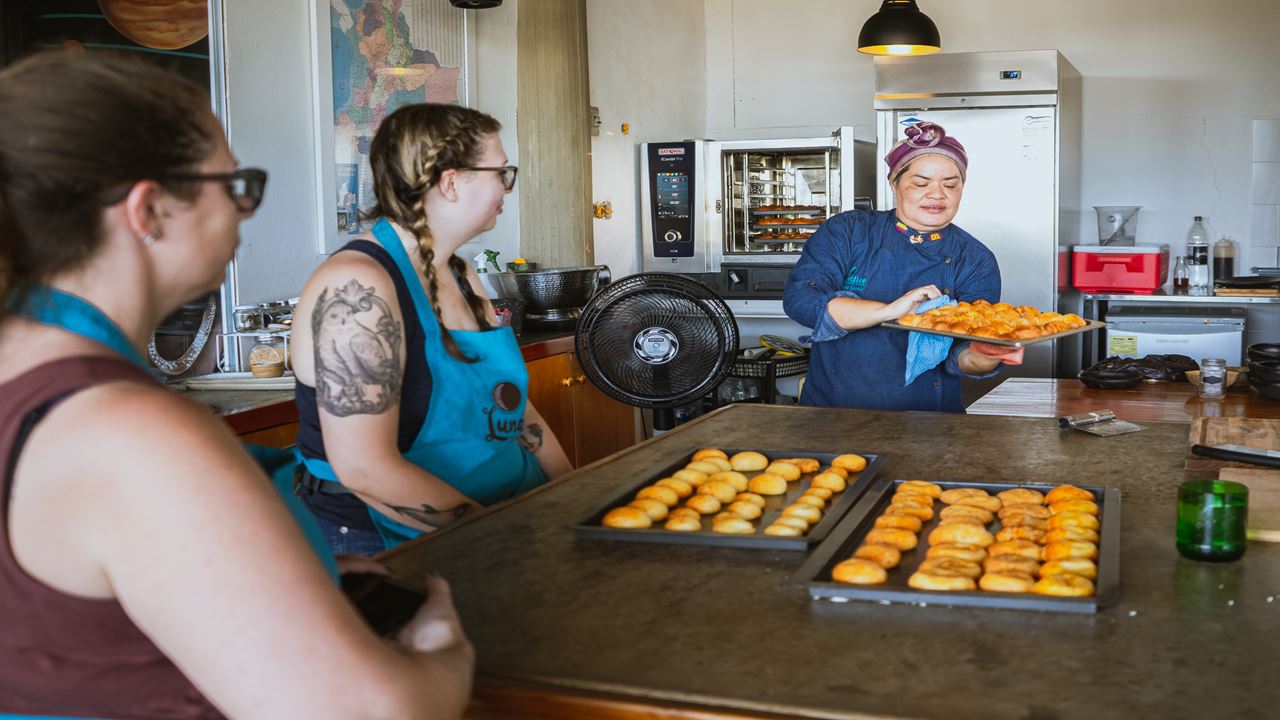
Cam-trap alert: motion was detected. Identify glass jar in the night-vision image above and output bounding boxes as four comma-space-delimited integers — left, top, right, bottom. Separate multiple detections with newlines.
1176, 479, 1248, 562
1198, 358, 1227, 399
1172, 256, 1189, 295
248, 335, 287, 378
232, 304, 263, 333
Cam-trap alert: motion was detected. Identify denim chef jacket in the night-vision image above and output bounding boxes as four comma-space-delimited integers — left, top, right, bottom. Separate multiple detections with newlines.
783, 209, 1002, 413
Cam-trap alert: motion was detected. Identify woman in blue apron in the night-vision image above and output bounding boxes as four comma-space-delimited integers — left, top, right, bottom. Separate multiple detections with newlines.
0, 52, 471, 719
290, 104, 573, 555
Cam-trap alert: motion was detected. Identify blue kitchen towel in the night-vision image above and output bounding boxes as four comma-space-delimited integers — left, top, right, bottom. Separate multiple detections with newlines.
904, 295, 955, 385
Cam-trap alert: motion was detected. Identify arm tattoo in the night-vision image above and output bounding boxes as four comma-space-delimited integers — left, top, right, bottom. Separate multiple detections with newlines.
312, 279, 403, 416
518, 422, 544, 453
389, 502, 474, 529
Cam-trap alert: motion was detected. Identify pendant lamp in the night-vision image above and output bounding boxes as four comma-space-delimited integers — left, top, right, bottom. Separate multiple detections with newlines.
857, 0, 941, 56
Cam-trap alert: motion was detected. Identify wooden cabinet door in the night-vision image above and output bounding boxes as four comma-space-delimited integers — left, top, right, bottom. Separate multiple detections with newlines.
525, 353, 576, 464
568, 353, 637, 467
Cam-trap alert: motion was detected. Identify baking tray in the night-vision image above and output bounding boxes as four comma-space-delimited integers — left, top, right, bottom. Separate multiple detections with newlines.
574, 450, 885, 550
751, 208, 825, 216
879, 318, 1105, 348
796, 478, 1121, 614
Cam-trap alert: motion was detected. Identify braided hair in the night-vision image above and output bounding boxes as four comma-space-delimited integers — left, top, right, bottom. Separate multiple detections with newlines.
367, 103, 500, 362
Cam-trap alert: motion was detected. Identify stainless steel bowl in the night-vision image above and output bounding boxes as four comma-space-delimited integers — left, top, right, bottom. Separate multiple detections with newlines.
496, 265, 610, 322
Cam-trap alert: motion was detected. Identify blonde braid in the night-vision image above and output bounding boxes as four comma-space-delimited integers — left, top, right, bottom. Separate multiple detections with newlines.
407, 163, 474, 362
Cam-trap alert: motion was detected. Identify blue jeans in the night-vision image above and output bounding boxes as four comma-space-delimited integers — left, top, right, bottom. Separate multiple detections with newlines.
296, 485, 387, 557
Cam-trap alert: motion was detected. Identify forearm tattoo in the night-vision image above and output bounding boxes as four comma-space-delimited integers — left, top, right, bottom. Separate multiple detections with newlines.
518, 422, 544, 453
313, 279, 403, 416
389, 502, 474, 529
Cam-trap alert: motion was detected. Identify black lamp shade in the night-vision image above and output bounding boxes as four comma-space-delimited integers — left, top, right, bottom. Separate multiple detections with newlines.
858, 0, 941, 56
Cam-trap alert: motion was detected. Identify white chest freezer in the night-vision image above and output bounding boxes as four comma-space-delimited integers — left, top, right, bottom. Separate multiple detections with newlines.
1104, 306, 1245, 365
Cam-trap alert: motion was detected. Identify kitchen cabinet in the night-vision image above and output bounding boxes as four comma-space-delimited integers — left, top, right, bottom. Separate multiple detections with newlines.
526, 351, 636, 468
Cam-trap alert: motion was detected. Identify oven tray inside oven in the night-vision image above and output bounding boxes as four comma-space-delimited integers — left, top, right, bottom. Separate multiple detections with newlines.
796, 478, 1121, 614
879, 319, 1105, 348
574, 450, 885, 550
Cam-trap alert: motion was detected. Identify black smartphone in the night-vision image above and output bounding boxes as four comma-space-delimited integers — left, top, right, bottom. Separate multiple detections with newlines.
340, 573, 428, 637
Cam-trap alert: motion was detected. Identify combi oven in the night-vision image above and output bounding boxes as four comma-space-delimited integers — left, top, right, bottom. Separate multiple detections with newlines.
640, 129, 875, 305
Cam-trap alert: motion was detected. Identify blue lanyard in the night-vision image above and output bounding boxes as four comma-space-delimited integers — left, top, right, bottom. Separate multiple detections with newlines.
13, 285, 150, 371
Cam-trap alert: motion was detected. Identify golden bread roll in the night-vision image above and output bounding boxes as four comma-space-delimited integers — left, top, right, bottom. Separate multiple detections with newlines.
748, 473, 788, 496
928, 523, 995, 548
712, 517, 755, 535
603, 507, 652, 528
628, 499, 670, 521
953, 495, 1003, 513
998, 511, 1048, 529
1050, 499, 1100, 516
636, 486, 680, 507
778, 457, 820, 474
708, 471, 749, 492
1047, 511, 1100, 531
730, 451, 769, 471
1041, 558, 1097, 580
773, 516, 810, 531
983, 555, 1040, 577
804, 487, 834, 500
939, 505, 994, 524
996, 488, 1045, 506
685, 494, 722, 515
995, 526, 1045, 544
888, 500, 933, 521
685, 460, 723, 475
705, 457, 733, 472
939, 487, 990, 505
795, 494, 825, 509
864, 527, 918, 551
938, 516, 984, 527
919, 557, 983, 579
765, 461, 802, 481
692, 448, 728, 462
926, 543, 987, 563
1045, 484, 1094, 505
832, 558, 888, 585
811, 472, 848, 492
897, 480, 943, 498
908, 571, 977, 592
890, 492, 935, 508
854, 543, 902, 569
822, 466, 850, 480
1033, 573, 1094, 597
726, 500, 763, 520
832, 454, 868, 472
988, 539, 1043, 560
669, 507, 700, 521
672, 469, 709, 486
664, 515, 702, 532
655, 478, 693, 498
782, 504, 823, 524
979, 571, 1037, 593
764, 523, 803, 537
999, 503, 1051, 520
714, 511, 744, 524
1044, 527, 1099, 544
1043, 541, 1098, 561
875, 513, 923, 533
735, 492, 766, 507
697, 481, 739, 504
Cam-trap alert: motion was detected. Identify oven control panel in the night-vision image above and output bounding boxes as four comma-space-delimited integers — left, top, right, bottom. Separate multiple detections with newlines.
646, 143, 696, 259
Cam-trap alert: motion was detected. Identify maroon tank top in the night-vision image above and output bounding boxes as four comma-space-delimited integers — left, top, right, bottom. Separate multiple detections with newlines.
0, 356, 222, 719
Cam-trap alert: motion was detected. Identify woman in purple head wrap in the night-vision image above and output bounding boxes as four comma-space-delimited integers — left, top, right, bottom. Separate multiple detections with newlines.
783, 122, 1015, 413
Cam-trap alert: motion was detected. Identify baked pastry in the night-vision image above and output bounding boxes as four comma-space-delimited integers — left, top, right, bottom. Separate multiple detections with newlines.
822, 466, 850, 480
996, 488, 1045, 506
735, 492, 766, 508
864, 527, 918, 551
668, 507, 700, 521
1045, 484, 1094, 505
726, 500, 764, 520
995, 526, 1045, 544
1040, 558, 1097, 580
712, 517, 755, 535
999, 503, 1051, 520
928, 524, 995, 548
765, 461, 802, 481
939, 488, 990, 505
832, 558, 888, 585
925, 543, 987, 563
778, 457, 820, 474
832, 454, 868, 472
953, 495, 1003, 513
897, 480, 942, 498
782, 504, 823, 524
938, 516, 985, 527
887, 500, 933, 521
708, 471, 750, 492
983, 555, 1040, 577
908, 571, 977, 592
891, 492, 935, 508
704, 457, 733, 472
1050, 499, 1100, 516
919, 557, 983, 579
764, 523, 803, 537
1043, 541, 1098, 561
811, 472, 848, 492
854, 543, 902, 569
685, 494, 722, 515
1043, 527, 1099, 544
684, 460, 723, 475
748, 473, 788, 496
697, 481, 739, 504
939, 505, 994, 524
1033, 573, 1094, 597
672, 469, 709, 486
603, 507, 652, 528
692, 448, 728, 462
636, 486, 680, 507
899, 300, 1087, 341
979, 572, 1037, 593
664, 515, 702, 532
998, 512, 1048, 530
773, 516, 810, 531
1047, 511, 1100, 531
714, 510, 745, 524
795, 494, 825, 509
655, 478, 694, 498
987, 539, 1043, 560
730, 451, 769, 471
804, 487, 834, 500
628, 499, 670, 521
875, 513, 923, 533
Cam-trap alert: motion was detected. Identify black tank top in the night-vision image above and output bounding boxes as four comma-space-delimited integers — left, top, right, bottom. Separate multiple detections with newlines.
295, 240, 431, 459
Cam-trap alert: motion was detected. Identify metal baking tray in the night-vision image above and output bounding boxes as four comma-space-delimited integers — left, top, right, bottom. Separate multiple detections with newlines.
879, 318, 1105, 348
751, 208, 826, 216
796, 478, 1121, 614
574, 450, 885, 550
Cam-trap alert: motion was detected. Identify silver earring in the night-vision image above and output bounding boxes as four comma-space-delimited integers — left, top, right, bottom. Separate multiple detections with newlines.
142, 231, 160, 245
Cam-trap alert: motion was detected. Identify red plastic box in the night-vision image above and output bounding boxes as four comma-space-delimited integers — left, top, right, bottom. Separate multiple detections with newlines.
1071, 245, 1169, 294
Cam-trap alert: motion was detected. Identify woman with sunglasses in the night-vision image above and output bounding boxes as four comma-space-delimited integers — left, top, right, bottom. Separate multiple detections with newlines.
290, 103, 572, 555
0, 52, 472, 719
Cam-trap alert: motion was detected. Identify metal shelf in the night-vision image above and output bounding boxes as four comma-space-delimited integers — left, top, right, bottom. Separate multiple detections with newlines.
1083, 293, 1280, 304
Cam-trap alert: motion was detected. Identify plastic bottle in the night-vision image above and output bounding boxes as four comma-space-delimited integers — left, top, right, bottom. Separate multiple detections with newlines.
1213, 236, 1235, 282
1186, 217, 1210, 292
473, 250, 505, 299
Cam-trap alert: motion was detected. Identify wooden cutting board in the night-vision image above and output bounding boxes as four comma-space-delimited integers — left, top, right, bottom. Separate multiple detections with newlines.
1214, 287, 1280, 297
1217, 467, 1280, 542
1185, 417, 1280, 472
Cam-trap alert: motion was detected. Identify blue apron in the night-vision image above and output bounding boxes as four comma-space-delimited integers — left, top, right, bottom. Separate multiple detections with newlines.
297, 219, 545, 549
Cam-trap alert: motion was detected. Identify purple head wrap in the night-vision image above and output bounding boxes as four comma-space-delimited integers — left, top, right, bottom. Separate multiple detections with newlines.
884, 122, 968, 183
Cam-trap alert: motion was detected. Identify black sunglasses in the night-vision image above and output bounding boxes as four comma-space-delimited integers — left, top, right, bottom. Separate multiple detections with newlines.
459, 165, 518, 191
102, 167, 269, 213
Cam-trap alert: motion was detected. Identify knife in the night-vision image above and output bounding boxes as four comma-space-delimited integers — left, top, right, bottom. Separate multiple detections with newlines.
1190, 443, 1280, 468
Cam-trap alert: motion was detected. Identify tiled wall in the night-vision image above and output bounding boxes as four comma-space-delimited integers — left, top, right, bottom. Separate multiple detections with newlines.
1246, 119, 1280, 350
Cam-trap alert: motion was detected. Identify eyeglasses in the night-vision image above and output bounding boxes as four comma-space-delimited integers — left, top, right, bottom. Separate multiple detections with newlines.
459, 165, 518, 191
101, 167, 269, 213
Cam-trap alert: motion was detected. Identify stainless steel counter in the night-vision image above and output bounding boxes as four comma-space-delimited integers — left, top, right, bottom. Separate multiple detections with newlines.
1084, 293, 1280, 304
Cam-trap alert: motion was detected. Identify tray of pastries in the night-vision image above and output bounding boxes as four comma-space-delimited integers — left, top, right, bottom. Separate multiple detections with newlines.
882, 299, 1104, 347
797, 478, 1120, 614
753, 217, 825, 227
754, 230, 813, 240
574, 448, 886, 550
753, 204, 824, 214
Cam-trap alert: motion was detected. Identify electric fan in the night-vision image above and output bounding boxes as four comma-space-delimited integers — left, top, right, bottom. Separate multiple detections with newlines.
575, 273, 739, 432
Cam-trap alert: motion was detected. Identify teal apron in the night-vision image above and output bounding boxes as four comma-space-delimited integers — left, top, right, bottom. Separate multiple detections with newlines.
297, 219, 545, 549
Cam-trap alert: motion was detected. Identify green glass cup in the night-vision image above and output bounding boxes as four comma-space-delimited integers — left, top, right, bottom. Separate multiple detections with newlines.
1176, 479, 1248, 562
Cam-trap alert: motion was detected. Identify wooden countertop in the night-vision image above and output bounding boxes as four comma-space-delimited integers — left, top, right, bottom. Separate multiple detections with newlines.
966, 377, 1280, 422
380, 404, 1280, 720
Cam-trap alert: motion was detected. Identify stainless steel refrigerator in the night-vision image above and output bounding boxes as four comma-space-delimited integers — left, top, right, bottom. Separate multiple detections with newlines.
874, 50, 1082, 389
